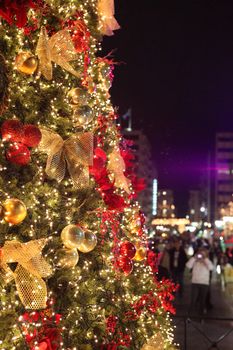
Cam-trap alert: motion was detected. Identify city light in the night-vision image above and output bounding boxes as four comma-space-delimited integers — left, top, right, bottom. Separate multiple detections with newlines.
152, 178, 158, 215
151, 218, 190, 233
223, 216, 233, 223
215, 220, 224, 229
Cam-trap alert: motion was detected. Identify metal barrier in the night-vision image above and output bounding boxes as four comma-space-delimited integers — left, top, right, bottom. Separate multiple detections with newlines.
172, 315, 233, 350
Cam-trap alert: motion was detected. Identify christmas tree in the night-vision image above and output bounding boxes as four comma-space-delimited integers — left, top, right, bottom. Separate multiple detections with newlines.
0, 1, 177, 349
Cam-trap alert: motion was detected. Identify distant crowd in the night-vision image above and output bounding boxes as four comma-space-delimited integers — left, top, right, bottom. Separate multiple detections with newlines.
148, 235, 233, 317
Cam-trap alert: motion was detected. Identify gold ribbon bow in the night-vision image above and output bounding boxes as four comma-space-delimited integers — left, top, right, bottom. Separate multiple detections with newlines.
98, 0, 120, 36
39, 128, 93, 188
36, 26, 80, 80
108, 148, 130, 194
0, 239, 52, 309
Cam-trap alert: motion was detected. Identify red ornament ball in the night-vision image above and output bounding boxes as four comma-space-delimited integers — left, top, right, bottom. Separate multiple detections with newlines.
1, 119, 24, 142
38, 342, 48, 350
22, 124, 42, 147
117, 256, 133, 275
6, 143, 31, 165
119, 241, 136, 259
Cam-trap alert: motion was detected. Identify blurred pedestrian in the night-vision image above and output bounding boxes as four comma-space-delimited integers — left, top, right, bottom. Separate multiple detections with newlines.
205, 244, 214, 310
169, 239, 188, 297
186, 247, 214, 317
157, 241, 171, 280
226, 248, 233, 266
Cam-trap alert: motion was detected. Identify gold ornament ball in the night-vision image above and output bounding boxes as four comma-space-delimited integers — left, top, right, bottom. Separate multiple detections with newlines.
3, 198, 27, 225
77, 230, 97, 253
68, 87, 89, 106
73, 105, 93, 126
61, 224, 85, 249
55, 248, 79, 268
15, 52, 38, 75
134, 245, 147, 261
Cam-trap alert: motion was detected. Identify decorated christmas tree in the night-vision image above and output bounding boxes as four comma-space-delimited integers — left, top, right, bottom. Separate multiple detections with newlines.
0, 1, 177, 349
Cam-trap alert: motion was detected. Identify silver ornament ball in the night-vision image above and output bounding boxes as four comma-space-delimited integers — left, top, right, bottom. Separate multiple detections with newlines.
68, 87, 89, 106
73, 105, 93, 126
61, 224, 85, 249
55, 248, 79, 268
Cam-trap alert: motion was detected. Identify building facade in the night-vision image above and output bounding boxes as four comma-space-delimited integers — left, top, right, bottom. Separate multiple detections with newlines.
188, 189, 208, 222
189, 190, 201, 222
215, 132, 233, 219
122, 129, 157, 219
157, 189, 176, 218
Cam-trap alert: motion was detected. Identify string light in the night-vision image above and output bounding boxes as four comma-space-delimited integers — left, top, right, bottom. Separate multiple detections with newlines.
0, 1, 176, 349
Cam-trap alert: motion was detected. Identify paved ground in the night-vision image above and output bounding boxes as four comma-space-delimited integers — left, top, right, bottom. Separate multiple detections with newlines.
171, 271, 233, 350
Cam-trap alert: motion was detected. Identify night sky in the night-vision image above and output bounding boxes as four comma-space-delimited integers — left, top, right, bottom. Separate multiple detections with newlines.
102, 0, 233, 216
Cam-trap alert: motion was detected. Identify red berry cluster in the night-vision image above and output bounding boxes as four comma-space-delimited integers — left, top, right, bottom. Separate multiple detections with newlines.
1, 119, 42, 165
116, 241, 136, 276
19, 304, 62, 350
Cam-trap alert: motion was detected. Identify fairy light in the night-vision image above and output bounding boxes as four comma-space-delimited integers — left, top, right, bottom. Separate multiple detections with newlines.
0, 1, 176, 349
